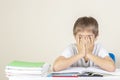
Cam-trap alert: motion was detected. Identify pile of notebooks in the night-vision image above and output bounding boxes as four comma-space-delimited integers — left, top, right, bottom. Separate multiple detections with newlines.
5, 60, 50, 77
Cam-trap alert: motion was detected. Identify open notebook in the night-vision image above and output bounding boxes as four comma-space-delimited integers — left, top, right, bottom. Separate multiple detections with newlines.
50, 67, 120, 76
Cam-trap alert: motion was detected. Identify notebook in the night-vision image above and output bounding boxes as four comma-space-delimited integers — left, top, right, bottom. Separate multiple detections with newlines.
48, 72, 103, 77
5, 60, 50, 76
48, 67, 120, 77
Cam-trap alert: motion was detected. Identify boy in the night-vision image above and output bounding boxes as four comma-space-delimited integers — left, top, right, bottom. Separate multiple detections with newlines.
53, 16, 115, 72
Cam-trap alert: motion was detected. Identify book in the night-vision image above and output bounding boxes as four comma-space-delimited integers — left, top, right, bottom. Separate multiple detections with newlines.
56, 67, 111, 74
5, 69, 43, 74
48, 72, 103, 77
78, 72, 103, 77
6, 60, 45, 68
47, 72, 79, 77
48, 67, 120, 77
5, 60, 50, 77
6, 60, 50, 70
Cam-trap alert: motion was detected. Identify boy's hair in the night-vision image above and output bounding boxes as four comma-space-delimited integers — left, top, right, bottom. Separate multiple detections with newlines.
73, 16, 99, 37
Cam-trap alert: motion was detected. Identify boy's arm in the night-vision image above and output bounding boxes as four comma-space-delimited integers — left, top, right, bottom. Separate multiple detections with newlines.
53, 35, 86, 72
86, 36, 116, 72
87, 54, 116, 72
53, 53, 84, 72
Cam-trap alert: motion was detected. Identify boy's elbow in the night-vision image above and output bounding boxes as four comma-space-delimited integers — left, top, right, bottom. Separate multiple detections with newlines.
53, 56, 67, 72
108, 67, 116, 72
107, 64, 116, 72
53, 63, 61, 72
110, 65, 116, 72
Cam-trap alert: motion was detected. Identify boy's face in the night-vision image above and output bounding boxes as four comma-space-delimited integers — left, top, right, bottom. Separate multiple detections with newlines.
74, 26, 96, 42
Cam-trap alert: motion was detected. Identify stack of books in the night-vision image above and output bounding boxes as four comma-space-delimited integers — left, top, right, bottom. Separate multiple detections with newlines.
5, 60, 50, 78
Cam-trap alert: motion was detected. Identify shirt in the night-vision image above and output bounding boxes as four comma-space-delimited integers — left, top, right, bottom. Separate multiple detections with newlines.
61, 43, 109, 67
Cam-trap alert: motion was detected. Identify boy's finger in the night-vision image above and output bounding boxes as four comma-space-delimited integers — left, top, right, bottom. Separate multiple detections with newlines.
82, 36, 86, 44
89, 35, 92, 43
78, 35, 82, 45
90, 35, 95, 44
79, 36, 81, 44
77, 36, 80, 44
81, 36, 86, 45
86, 36, 90, 44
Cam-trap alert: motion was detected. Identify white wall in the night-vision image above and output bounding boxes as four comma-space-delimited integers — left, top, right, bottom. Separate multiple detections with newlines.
0, 0, 120, 80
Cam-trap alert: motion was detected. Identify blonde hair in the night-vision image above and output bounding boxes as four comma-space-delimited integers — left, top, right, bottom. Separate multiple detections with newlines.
73, 16, 99, 37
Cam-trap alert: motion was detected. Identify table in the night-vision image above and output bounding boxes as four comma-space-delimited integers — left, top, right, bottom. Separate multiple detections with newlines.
8, 68, 120, 80
8, 76, 120, 80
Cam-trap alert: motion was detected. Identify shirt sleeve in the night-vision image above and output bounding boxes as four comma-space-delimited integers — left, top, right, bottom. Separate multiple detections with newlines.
61, 44, 74, 58
97, 44, 109, 58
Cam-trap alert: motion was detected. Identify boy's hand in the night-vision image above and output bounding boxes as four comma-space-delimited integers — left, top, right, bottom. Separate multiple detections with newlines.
85, 35, 95, 58
76, 35, 86, 58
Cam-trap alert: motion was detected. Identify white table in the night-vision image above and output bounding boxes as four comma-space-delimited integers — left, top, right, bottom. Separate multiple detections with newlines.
8, 76, 120, 80
8, 68, 120, 80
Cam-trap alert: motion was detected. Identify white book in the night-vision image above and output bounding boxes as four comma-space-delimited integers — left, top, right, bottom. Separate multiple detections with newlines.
5, 69, 43, 74
5, 61, 50, 73
6, 66, 43, 71
6, 72, 45, 77
54, 67, 120, 76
